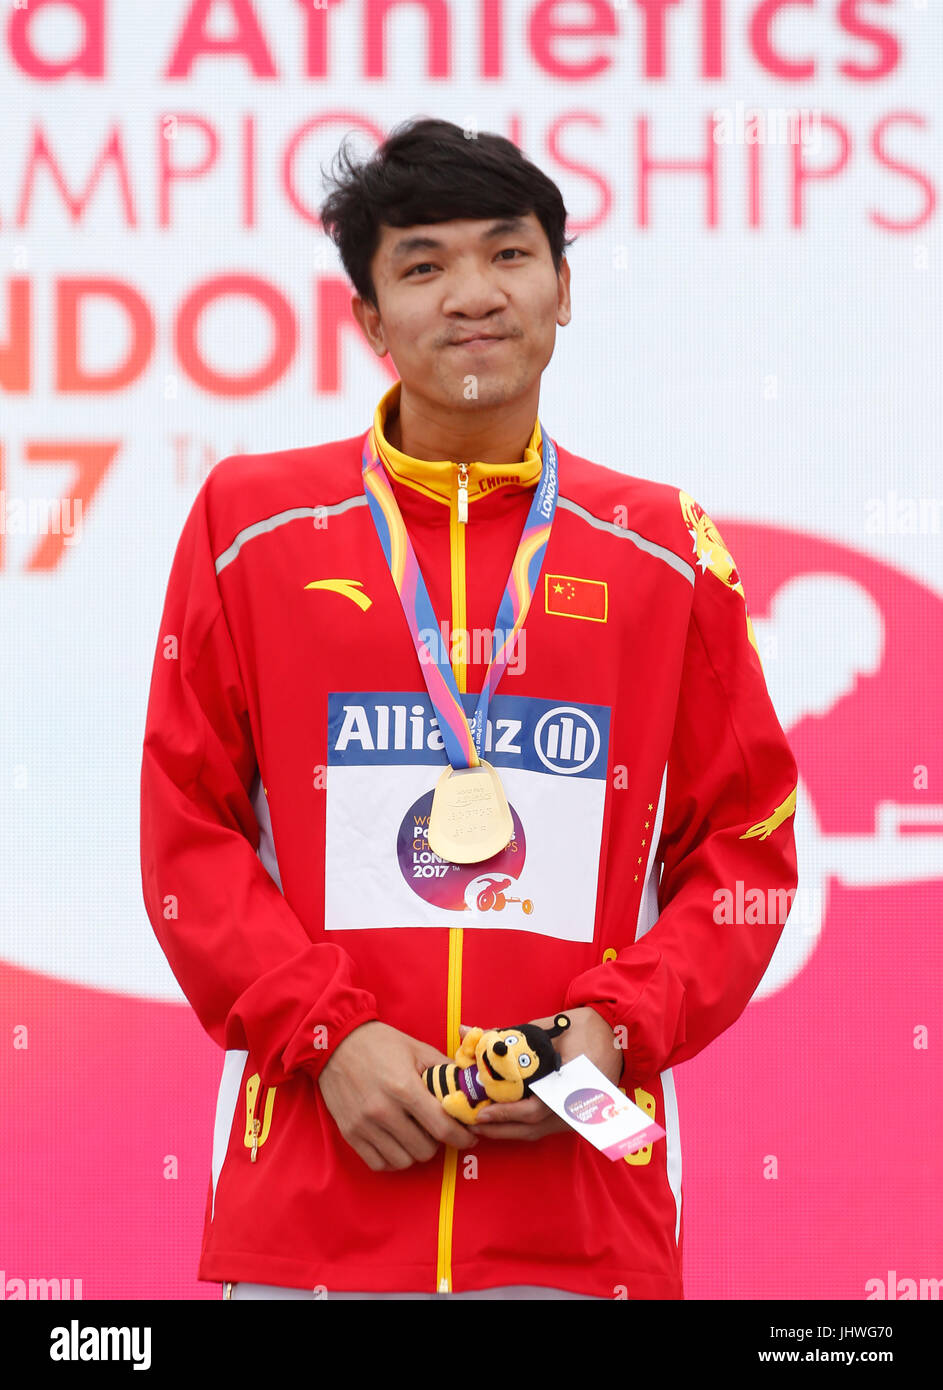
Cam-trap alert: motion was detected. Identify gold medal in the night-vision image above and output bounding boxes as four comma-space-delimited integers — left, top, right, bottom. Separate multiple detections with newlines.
428, 759, 514, 864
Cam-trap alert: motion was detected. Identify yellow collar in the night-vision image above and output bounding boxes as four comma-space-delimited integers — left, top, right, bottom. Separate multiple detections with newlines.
371, 380, 543, 505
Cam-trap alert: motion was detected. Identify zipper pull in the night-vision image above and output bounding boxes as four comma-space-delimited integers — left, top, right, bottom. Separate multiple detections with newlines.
250, 1117, 261, 1163
457, 463, 469, 524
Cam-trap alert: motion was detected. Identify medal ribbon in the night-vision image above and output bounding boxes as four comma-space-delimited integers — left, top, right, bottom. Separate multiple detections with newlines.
361, 424, 558, 769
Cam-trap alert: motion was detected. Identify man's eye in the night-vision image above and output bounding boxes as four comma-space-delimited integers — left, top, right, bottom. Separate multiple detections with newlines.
406, 249, 527, 277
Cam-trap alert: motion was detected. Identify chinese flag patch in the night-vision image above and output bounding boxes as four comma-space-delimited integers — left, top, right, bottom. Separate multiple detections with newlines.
544, 574, 608, 622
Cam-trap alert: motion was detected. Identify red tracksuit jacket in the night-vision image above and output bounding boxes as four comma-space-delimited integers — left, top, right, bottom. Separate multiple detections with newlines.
139, 379, 799, 1298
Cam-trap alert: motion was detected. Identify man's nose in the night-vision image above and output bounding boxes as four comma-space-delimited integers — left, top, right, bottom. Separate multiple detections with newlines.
444, 267, 507, 316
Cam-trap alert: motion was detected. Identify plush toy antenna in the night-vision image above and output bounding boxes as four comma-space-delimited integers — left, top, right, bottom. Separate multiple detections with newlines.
547, 1014, 571, 1039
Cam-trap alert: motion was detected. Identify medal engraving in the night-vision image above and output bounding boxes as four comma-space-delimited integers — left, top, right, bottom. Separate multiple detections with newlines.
428, 760, 514, 864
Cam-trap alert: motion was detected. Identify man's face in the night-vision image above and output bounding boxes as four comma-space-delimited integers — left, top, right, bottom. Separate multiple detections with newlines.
352, 212, 571, 409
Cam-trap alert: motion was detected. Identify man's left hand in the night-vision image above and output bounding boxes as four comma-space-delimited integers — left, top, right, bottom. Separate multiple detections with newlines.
467, 1006, 625, 1142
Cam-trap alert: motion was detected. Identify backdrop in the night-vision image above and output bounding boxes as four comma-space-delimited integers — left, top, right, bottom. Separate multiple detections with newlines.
2, 0, 940, 1301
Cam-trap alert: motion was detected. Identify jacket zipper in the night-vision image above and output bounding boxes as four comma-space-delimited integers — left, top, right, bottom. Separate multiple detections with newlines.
434, 466, 469, 1293
244, 1073, 276, 1162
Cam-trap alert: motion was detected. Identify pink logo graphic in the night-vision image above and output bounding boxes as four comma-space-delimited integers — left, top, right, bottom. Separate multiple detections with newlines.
564, 1088, 611, 1125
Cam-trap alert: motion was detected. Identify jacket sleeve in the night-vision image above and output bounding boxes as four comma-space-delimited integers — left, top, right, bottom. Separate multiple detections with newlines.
139, 468, 380, 1086
563, 500, 799, 1084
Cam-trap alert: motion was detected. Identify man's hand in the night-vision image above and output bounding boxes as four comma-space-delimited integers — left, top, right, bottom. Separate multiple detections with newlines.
472, 1006, 625, 1142
317, 1021, 479, 1172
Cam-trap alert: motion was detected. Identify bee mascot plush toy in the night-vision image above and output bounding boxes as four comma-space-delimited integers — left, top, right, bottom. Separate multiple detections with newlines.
423, 1014, 571, 1125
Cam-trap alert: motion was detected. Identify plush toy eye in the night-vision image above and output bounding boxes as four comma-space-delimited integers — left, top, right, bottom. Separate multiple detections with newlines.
504, 1034, 519, 1046
519, 1054, 532, 1068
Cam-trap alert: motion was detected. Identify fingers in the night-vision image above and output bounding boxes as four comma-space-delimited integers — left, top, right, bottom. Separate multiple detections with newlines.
406, 1088, 480, 1151
477, 1098, 546, 1124
371, 1113, 440, 1169
362, 1067, 479, 1156
359, 1125, 436, 1171
414, 1050, 457, 1073
475, 1098, 569, 1141
321, 1024, 482, 1171
340, 1082, 461, 1169
352, 1136, 404, 1172
352, 1103, 454, 1170
475, 1118, 562, 1142
409, 1033, 460, 1072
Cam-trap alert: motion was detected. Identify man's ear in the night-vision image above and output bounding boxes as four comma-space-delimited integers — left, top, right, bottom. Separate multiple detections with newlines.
351, 294, 388, 357
556, 255, 571, 328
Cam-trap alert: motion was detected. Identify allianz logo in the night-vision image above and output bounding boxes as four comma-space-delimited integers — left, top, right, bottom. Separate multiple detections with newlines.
333, 703, 602, 773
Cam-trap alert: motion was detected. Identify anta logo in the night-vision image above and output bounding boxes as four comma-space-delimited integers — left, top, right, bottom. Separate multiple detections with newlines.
305, 578, 372, 611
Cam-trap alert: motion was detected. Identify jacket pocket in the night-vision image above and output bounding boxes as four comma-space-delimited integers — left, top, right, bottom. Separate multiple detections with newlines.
243, 1073, 277, 1162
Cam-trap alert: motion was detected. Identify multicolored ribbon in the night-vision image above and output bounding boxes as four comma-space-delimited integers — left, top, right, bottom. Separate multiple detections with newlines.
361, 424, 558, 769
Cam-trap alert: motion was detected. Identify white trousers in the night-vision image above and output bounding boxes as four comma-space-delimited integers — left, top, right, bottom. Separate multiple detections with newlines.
225, 1281, 602, 1300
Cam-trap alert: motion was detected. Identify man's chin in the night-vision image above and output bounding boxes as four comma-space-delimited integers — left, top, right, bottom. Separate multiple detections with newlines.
434, 370, 532, 406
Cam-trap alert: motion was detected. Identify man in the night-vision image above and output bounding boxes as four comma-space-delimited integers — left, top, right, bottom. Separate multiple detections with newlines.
139, 117, 798, 1300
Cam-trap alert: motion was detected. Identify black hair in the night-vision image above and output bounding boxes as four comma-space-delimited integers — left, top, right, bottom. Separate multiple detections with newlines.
319, 116, 577, 310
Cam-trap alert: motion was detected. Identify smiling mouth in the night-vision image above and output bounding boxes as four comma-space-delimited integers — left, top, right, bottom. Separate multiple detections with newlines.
481, 1051, 503, 1080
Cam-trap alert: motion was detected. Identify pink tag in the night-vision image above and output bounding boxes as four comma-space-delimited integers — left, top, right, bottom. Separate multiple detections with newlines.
529, 1055, 667, 1160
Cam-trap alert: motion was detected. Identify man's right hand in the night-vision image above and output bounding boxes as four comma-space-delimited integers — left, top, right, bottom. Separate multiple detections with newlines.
317, 1021, 478, 1172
